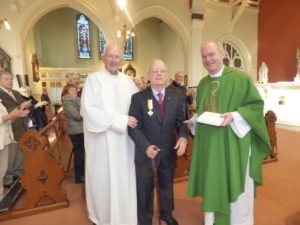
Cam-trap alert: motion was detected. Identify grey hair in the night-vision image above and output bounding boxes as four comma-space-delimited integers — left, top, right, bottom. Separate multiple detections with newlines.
20, 86, 31, 93
0, 70, 12, 79
147, 58, 168, 75
201, 40, 226, 54
66, 72, 80, 81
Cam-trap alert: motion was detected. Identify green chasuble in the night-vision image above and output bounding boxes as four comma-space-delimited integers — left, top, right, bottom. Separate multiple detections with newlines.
187, 67, 271, 225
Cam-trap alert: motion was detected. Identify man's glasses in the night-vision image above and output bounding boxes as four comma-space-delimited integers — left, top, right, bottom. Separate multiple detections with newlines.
150, 69, 167, 74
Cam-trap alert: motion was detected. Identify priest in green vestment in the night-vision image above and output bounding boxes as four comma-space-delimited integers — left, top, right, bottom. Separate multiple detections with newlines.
187, 41, 271, 225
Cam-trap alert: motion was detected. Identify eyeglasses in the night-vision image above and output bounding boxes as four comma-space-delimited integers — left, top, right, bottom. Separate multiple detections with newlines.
150, 69, 167, 74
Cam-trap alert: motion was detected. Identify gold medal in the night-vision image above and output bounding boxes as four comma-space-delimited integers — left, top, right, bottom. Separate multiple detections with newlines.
147, 99, 153, 116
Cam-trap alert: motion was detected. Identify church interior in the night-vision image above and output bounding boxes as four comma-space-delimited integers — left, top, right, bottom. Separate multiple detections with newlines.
0, 0, 300, 225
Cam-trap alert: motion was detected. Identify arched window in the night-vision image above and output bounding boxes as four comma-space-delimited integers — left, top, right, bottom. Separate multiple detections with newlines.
98, 30, 133, 61
222, 42, 244, 71
76, 14, 91, 59
99, 30, 106, 58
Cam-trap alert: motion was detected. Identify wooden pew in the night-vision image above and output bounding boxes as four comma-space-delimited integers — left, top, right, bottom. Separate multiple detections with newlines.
0, 112, 72, 221
263, 110, 278, 163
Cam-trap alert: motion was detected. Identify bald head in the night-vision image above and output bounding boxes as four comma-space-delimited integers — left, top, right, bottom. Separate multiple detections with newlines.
103, 44, 122, 75
174, 71, 185, 86
148, 59, 168, 90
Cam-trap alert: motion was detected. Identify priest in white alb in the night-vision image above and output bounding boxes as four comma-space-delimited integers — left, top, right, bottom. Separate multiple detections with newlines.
81, 44, 138, 225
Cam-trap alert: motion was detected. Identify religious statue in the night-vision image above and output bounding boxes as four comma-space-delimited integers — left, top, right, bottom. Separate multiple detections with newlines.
294, 48, 300, 82
259, 61, 269, 84
31, 53, 40, 82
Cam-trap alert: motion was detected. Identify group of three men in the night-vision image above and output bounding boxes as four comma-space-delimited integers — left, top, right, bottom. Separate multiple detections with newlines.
81, 42, 271, 225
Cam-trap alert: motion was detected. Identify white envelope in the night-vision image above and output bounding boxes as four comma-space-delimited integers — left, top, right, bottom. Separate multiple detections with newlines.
197, 111, 224, 126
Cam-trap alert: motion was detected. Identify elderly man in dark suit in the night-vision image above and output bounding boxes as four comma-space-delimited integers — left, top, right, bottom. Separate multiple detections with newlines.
129, 59, 188, 225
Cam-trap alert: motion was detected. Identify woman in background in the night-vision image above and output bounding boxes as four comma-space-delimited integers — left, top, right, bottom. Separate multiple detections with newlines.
20, 86, 48, 130
62, 84, 85, 183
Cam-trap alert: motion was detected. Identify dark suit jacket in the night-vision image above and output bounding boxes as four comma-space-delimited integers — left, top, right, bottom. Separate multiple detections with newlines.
166, 81, 193, 119
128, 87, 187, 168
0, 88, 26, 140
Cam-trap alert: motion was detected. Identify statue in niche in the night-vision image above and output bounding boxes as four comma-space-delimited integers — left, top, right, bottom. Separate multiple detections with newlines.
296, 48, 300, 76
31, 53, 40, 82
259, 61, 269, 84
0, 47, 11, 72
294, 48, 300, 82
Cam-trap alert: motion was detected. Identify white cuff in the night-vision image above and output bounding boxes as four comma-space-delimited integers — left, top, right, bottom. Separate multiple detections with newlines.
189, 113, 197, 136
230, 112, 251, 138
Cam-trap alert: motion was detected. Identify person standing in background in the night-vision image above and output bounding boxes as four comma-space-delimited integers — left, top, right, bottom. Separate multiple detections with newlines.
62, 83, 85, 184
0, 71, 29, 188
20, 86, 48, 130
167, 71, 193, 119
0, 101, 29, 200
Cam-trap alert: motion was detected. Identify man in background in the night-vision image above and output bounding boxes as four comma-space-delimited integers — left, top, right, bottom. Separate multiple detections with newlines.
167, 71, 193, 119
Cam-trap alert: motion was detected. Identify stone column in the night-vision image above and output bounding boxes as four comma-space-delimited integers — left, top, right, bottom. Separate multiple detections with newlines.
190, 0, 206, 86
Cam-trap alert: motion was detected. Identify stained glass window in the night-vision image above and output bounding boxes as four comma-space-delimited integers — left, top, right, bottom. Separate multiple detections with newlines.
76, 14, 91, 59
98, 30, 133, 61
124, 36, 133, 61
99, 30, 107, 59
222, 42, 244, 71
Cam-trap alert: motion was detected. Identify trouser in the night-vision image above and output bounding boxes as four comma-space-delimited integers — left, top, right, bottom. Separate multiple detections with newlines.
136, 163, 175, 225
69, 133, 85, 182
0, 145, 9, 200
204, 155, 254, 225
3, 142, 24, 185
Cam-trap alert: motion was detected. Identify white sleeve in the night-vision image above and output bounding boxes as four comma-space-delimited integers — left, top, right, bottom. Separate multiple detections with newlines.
230, 111, 251, 138
189, 113, 198, 136
81, 76, 128, 133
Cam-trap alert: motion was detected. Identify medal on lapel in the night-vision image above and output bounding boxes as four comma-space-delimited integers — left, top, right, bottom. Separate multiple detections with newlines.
147, 99, 153, 116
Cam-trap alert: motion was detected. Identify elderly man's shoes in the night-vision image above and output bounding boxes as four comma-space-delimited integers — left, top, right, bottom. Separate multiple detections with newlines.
161, 216, 179, 225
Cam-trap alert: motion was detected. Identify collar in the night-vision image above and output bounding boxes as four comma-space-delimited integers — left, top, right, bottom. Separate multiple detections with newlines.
172, 81, 183, 87
0, 86, 12, 93
209, 66, 225, 78
151, 87, 165, 100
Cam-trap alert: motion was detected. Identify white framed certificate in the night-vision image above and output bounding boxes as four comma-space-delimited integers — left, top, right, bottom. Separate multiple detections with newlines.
197, 111, 224, 126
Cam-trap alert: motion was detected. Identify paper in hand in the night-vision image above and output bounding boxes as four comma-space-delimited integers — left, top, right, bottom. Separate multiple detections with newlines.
197, 111, 224, 126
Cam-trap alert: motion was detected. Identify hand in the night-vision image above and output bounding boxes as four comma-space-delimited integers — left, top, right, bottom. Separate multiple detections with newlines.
174, 137, 187, 156
35, 101, 48, 108
19, 100, 32, 110
183, 119, 193, 129
220, 112, 233, 126
146, 145, 160, 159
8, 107, 30, 121
128, 116, 138, 128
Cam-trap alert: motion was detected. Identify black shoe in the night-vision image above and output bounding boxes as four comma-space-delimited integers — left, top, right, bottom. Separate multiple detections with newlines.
161, 217, 179, 225
13, 176, 19, 181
